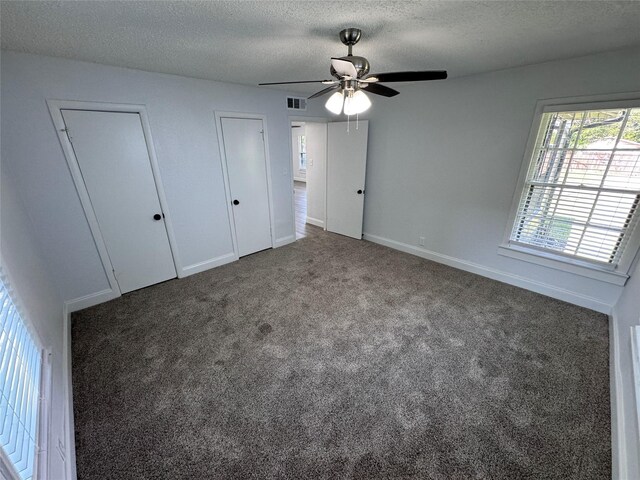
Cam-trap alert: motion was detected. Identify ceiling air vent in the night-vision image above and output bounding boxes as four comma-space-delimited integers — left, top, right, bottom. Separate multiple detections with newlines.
286, 96, 307, 111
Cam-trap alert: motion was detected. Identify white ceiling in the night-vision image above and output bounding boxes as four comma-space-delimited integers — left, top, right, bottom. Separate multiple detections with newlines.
2, 1, 640, 94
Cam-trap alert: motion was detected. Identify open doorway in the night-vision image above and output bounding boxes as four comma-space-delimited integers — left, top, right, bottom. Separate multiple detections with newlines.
291, 122, 307, 239
290, 120, 327, 239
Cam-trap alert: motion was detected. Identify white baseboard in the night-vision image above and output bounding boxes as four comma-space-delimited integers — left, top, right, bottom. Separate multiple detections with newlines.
180, 252, 236, 277
67, 253, 238, 310
62, 305, 77, 480
363, 232, 612, 314
306, 216, 324, 228
64, 288, 119, 313
610, 311, 626, 480
274, 235, 296, 248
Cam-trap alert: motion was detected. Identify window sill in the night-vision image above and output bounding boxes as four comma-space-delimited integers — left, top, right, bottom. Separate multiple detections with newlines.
498, 244, 629, 286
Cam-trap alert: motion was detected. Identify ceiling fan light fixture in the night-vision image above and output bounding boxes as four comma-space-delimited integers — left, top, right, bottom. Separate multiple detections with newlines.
343, 90, 371, 116
259, 28, 447, 106
325, 90, 345, 114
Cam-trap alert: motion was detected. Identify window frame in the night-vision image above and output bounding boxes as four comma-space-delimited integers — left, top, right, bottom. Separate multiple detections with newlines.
632, 325, 640, 448
500, 92, 640, 286
0, 267, 51, 480
298, 134, 307, 172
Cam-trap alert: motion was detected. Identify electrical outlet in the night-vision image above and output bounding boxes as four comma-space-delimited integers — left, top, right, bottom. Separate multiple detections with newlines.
419, 236, 425, 247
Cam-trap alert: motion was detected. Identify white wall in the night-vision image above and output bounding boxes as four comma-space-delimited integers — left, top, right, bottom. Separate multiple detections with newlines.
612, 258, 640, 479
360, 46, 640, 312
1, 51, 298, 307
291, 122, 306, 182
4, 45, 640, 477
304, 122, 327, 228
1, 167, 67, 479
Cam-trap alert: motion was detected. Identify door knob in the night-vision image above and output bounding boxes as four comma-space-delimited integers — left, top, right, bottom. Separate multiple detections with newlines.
357, 189, 363, 194
233, 199, 240, 205
153, 213, 162, 221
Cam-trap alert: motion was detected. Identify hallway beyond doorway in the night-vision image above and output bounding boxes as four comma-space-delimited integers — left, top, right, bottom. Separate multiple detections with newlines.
294, 180, 309, 239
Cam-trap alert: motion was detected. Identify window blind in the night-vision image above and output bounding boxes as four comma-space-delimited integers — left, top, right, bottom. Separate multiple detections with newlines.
0, 278, 41, 480
510, 107, 640, 266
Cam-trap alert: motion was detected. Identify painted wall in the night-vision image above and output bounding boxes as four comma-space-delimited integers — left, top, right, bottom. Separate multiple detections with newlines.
291, 122, 306, 182
4, 45, 640, 477
1, 51, 298, 306
1, 168, 68, 479
304, 122, 328, 228
612, 258, 640, 479
360, 46, 640, 311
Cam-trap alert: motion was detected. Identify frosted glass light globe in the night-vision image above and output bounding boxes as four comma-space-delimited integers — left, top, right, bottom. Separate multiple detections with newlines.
343, 90, 371, 115
325, 91, 345, 115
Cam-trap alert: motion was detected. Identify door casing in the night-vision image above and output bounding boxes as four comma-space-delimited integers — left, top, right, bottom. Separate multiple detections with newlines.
47, 100, 182, 300
214, 111, 276, 259
288, 115, 330, 236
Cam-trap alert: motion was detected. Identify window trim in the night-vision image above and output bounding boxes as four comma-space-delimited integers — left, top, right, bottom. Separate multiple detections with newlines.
0, 265, 51, 480
500, 92, 640, 285
631, 325, 640, 448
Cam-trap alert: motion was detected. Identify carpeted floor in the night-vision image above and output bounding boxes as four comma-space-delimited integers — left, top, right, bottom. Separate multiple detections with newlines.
72, 229, 611, 479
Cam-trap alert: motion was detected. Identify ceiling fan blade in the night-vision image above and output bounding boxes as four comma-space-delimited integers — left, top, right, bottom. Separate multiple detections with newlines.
362, 83, 400, 98
308, 85, 339, 99
368, 71, 448, 83
258, 80, 332, 86
331, 58, 358, 79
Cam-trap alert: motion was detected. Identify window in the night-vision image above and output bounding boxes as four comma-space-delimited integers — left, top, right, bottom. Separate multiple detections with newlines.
504, 98, 640, 280
298, 135, 307, 171
0, 277, 42, 480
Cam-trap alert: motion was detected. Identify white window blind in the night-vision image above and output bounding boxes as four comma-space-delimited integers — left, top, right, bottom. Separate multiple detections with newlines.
0, 278, 42, 480
510, 106, 640, 267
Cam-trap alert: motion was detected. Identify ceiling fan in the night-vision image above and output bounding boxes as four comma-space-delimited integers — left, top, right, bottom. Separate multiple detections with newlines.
259, 28, 447, 115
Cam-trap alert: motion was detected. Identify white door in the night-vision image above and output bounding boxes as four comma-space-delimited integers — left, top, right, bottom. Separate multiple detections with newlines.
221, 117, 273, 257
326, 120, 369, 239
61, 110, 176, 293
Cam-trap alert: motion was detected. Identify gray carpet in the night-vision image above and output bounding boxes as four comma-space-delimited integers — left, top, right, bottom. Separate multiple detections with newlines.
72, 228, 610, 479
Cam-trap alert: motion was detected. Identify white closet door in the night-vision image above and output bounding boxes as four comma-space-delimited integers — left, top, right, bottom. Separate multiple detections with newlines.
221, 117, 272, 257
62, 110, 176, 293
326, 120, 369, 239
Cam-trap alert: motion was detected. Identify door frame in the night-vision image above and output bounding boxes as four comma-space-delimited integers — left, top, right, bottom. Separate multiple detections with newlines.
214, 111, 276, 258
287, 116, 330, 236
47, 100, 182, 297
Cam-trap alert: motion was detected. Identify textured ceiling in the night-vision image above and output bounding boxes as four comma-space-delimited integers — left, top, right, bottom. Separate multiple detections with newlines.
2, 1, 640, 94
